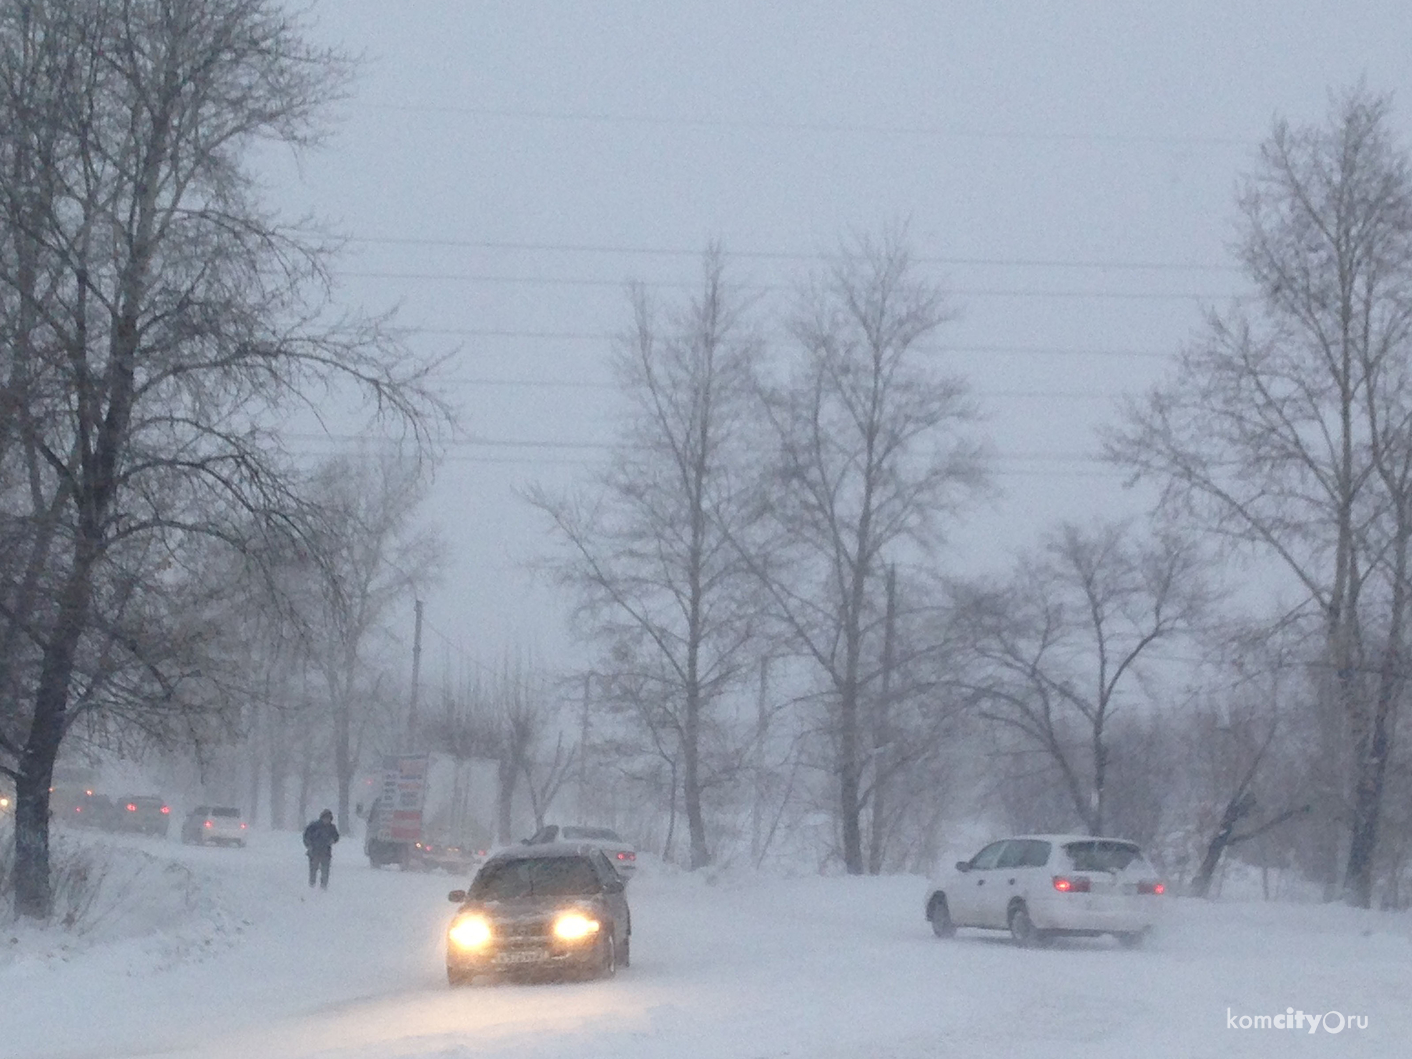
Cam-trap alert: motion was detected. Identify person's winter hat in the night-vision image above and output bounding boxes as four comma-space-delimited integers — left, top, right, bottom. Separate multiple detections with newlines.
320, 809, 333, 821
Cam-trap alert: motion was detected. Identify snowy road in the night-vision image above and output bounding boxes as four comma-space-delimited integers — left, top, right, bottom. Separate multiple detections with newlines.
3, 833, 1410, 1058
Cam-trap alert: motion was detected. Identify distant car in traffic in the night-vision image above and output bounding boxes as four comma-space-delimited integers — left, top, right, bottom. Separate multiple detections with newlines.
49, 788, 117, 829
412, 839, 488, 875
445, 843, 631, 985
112, 795, 172, 837
925, 834, 1166, 948
525, 824, 637, 878
181, 806, 249, 846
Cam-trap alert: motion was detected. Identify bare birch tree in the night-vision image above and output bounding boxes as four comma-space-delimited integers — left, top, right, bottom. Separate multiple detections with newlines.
1108, 87, 1412, 906
746, 232, 985, 874
958, 521, 1204, 836
531, 248, 761, 869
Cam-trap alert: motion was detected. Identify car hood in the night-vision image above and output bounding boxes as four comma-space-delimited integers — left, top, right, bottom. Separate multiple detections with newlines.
456, 895, 605, 920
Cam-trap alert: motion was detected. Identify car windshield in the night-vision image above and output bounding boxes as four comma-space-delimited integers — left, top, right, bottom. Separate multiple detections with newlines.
470, 856, 600, 899
211, 808, 240, 818
561, 826, 622, 842
1064, 840, 1143, 872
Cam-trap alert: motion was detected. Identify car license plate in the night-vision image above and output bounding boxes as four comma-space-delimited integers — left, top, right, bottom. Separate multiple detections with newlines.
495, 949, 547, 965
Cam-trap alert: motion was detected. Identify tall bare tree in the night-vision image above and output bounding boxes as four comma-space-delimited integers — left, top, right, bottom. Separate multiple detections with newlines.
299, 451, 440, 831
1108, 87, 1412, 906
0, 0, 445, 918
531, 248, 761, 869
746, 232, 985, 874
958, 521, 1205, 836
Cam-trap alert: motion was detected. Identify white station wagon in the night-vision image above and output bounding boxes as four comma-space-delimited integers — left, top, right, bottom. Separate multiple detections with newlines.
925, 834, 1166, 948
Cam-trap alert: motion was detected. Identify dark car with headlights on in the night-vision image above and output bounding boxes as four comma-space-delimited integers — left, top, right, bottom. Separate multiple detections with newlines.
445, 843, 630, 985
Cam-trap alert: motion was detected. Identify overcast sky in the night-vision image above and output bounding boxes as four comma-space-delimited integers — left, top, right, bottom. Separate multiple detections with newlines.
256, 1, 1412, 680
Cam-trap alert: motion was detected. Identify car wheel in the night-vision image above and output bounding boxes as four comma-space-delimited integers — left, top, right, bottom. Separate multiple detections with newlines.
927, 894, 956, 938
598, 932, 617, 979
1008, 903, 1046, 948
1117, 929, 1148, 950
620, 935, 630, 968
447, 965, 471, 987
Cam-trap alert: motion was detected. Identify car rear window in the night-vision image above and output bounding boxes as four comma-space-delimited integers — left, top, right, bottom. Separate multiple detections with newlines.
470, 856, 601, 899
211, 808, 240, 818
997, 839, 1052, 868
1064, 840, 1143, 872
562, 826, 622, 842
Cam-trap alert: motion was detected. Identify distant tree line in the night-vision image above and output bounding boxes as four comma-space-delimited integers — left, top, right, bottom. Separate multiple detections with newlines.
536, 87, 1412, 910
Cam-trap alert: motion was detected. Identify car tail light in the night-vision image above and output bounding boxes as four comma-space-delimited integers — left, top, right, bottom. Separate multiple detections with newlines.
1138, 881, 1165, 895
161, 806, 170, 814
127, 803, 137, 812
240, 823, 248, 829
616, 851, 635, 861
204, 820, 213, 828
1052, 875, 1091, 893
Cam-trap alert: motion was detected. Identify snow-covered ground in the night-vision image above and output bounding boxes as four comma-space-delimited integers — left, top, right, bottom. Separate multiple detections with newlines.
2, 830, 1409, 1059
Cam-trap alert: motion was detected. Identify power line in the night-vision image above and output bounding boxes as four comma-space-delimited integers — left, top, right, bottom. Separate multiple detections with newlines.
431, 375, 1125, 400
285, 431, 1117, 464
415, 328, 1176, 360
415, 329, 1175, 362
362, 101, 1254, 149
348, 235, 1240, 274
339, 269, 1239, 301
287, 448, 1124, 478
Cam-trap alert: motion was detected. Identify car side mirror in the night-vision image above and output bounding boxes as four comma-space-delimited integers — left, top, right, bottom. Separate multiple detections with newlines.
447, 889, 467, 903
955, 861, 972, 873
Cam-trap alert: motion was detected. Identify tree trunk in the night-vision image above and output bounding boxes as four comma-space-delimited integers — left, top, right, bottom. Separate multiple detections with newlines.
14, 555, 96, 918
867, 565, 897, 875
496, 756, 515, 843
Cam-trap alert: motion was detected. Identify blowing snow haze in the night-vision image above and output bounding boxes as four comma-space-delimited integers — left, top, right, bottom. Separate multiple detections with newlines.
6, 2, 1412, 1057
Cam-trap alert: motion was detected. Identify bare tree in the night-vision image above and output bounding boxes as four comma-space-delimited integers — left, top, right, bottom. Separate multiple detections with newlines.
299, 452, 440, 831
1108, 87, 1412, 906
429, 654, 571, 843
745, 232, 985, 874
531, 247, 762, 869
0, 0, 446, 918
960, 521, 1205, 836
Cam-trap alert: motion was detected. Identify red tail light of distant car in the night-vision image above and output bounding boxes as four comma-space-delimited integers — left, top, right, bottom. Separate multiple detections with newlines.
1052, 875, 1091, 893
1138, 881, 1165, 895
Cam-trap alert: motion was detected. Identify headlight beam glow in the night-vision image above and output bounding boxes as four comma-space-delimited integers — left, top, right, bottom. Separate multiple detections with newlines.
553, 912, 601, 940
448, 915, 493, 949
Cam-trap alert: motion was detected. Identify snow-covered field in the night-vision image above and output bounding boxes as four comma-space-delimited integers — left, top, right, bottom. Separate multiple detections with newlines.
2, 830, 1409, 1059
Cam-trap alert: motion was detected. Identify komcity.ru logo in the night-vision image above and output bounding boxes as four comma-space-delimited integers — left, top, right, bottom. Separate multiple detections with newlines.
1227, 1008, 1368, 1034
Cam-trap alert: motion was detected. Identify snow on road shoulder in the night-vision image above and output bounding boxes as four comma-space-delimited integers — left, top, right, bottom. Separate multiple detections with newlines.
4, 844, 1412, 1059
0, 830, 461, 1059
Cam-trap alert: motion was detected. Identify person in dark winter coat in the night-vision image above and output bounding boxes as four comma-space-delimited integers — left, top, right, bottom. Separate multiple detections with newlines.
303, 809, 340, 889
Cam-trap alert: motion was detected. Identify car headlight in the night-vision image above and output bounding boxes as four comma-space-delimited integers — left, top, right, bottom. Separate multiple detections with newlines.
448, 915, 493, 949
553, 912, 600, 940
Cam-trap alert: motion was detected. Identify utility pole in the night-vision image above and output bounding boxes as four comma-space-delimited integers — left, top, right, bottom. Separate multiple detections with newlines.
579, 671, 591, 825
408, 599, 423, 752
752, 656, 770, 863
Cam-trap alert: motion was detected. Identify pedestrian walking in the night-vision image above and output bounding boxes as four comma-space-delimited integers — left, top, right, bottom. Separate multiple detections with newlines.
303, 809, 340, 889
